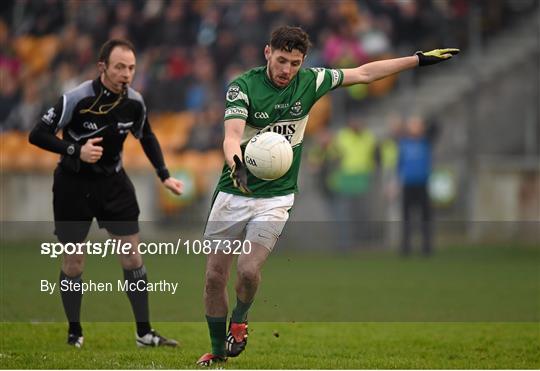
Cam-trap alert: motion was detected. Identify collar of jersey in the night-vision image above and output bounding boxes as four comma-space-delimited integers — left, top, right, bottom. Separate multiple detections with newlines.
93, 77, 121, 100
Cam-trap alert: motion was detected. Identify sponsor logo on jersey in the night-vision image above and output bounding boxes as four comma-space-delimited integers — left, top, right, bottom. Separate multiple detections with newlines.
117, 121, 133, 129
117, 121, 133, 135
83, 121, 98, 130
254, 112, 269, 119
226, 85, 240, 101
42, 108, 56, 125
290, 101, 303, 117
331, 69, 341, 88
225, 107, 248, 118
268, 123, 296, 143
274, 103, 289, 110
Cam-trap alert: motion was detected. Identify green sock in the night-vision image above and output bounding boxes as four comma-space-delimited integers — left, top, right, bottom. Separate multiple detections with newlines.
231, 298, 253, 323
206, 315, 226, 356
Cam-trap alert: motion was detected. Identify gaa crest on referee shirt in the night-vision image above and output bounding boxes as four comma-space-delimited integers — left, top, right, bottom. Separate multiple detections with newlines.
290, 101, 303, 117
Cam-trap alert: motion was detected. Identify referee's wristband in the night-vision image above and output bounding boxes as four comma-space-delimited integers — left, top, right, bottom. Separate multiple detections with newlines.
157, 167, 170, 182
66, 143, 81, 158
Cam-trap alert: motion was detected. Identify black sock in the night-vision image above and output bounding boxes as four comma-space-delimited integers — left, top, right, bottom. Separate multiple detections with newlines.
123, 265, 151, 337
59, 271, 83, 336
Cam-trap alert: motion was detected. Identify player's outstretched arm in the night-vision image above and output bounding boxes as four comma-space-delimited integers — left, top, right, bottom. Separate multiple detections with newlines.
224, 118, 251, 194
341, 48, 459, 86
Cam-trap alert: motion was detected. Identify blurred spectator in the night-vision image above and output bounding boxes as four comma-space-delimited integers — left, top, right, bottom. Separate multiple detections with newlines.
57, 61, 78, 88
0, 18, 16, 61
68, 0, 109, 42
238, 43, 263, 70
197, 5, 220, 47
0, 70, 19, 125
25, 0, 65, 36
322, 21, 368, 68
73, 34, 95, 67
379, 115, 402, 248
327, 118, 380, 249
180, 103, 223, 153
0, 18, 21, 124
0, 0, 533, 131
212, 29, 238, 78
51, 24, 84, 70
112, 1, 143, 48
307, 128, 335, 202
158, 0, 198, 48
397, 116, 439, 256
236, 1, 267, 47
184, 50, 219, 111
2, 80, 42, 132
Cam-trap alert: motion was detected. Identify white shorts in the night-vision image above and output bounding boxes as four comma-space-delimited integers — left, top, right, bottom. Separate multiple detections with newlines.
204, 191, 295, 251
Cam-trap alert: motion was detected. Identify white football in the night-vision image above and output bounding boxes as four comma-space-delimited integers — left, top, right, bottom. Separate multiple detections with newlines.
244, 132, 293, 180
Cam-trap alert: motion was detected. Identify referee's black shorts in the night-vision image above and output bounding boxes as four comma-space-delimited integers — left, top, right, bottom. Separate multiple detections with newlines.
53, 166, 140, 243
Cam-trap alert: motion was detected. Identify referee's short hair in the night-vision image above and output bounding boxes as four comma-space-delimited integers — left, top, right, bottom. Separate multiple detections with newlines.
98, 39, 135, 65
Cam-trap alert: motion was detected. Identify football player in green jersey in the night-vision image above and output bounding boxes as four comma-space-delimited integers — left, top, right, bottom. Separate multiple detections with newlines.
196, 26, 459, 366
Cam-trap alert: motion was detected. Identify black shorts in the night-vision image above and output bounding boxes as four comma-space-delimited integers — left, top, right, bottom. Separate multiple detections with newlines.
53, 167, 140, 242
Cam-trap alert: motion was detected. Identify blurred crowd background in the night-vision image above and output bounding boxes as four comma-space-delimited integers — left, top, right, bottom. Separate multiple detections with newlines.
1, 0, 539, 249
1, 0, 534, 127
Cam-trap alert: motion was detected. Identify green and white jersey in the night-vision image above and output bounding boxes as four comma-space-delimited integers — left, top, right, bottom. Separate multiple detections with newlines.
217, 66, 343, 197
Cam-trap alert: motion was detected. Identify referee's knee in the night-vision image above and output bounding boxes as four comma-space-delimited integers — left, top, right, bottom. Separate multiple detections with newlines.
62, 255, 84, 277
119, 251, 143, 270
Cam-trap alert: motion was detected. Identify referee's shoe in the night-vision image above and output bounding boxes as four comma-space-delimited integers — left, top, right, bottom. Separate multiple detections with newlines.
67, 333, 84, 348
136, 329, 178, 347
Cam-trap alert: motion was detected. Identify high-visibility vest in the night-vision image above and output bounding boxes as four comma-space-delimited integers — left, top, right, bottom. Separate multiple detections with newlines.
331, 127, 377, 174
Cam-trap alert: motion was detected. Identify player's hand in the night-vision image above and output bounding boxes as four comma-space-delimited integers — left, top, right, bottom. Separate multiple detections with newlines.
415, 48, 460, 66
80, 137, 103, 163
230, 154, 251, 194
163, 177, 184, 195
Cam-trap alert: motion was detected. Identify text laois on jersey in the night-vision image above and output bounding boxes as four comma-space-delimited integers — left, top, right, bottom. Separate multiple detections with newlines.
262, 122, 297, 143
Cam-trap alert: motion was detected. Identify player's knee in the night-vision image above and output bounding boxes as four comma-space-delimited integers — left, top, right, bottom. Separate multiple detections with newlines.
237, 266, 260, 286
205, 269, 228, 292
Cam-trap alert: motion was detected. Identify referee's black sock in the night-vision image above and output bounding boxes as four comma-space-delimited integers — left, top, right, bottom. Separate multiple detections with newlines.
59, 271, 83, 336
123, 265, 151, 337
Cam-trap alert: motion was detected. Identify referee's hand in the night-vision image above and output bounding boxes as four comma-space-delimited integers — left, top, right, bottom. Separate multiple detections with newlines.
163, 177, 184, 195
80, 137, 103, 163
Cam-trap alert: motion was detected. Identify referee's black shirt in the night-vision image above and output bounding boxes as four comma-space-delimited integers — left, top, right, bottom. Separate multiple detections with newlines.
29, 78, 170, 180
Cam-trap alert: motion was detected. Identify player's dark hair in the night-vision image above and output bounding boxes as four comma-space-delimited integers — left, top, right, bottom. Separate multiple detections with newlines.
270, 26, 311, 55
98, 39, 135, 65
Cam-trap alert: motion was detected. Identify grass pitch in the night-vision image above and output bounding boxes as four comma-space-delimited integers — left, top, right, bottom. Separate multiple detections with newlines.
1, 243, 539, 368
1, 322, 538, 369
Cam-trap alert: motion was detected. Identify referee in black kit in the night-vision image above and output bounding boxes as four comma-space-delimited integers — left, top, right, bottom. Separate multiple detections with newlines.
29, 39, 183, 348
